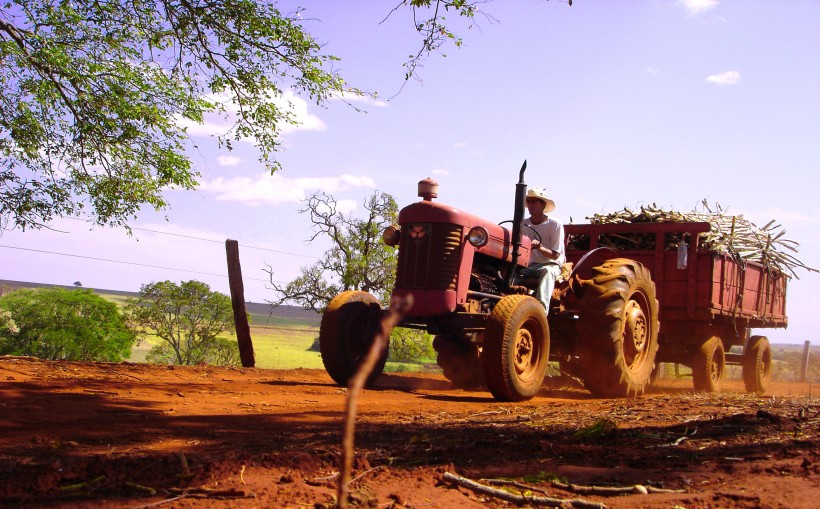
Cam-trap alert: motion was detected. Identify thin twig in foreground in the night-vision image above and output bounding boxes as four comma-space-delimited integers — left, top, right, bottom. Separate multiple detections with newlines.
337, 296, 411, 509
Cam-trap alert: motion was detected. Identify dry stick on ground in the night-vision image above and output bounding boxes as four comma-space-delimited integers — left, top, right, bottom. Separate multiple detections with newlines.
483, 477, 687, 498
337, 296, 412, 509
443, 472, 606, 509
549, 480, 685, 496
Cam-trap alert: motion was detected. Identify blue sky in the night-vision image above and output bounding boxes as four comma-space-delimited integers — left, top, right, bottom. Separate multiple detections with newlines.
2, 0, 818, 344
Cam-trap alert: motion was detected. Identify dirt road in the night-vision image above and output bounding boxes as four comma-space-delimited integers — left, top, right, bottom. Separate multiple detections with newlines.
1, 357, 818, 508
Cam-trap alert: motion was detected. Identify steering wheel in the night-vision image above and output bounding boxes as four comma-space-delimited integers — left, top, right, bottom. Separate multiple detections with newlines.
498, 220, 542, 244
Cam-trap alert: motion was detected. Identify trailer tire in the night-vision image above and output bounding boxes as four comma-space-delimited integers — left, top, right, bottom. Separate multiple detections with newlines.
576, 258, 660, 397
433, 335, 484, 389
743, 335, 772, 394
319, 291, 386, 386
692, 336, 725, 392
482, 295, 550, 402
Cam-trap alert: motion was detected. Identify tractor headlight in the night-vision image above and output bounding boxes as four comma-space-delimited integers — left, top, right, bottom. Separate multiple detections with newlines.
382, 225, 401, 246
467, 226, 489, 248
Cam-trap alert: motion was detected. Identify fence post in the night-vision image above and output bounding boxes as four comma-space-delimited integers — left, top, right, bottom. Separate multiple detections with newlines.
799, 340, 810, 383
226, 239, 255, 368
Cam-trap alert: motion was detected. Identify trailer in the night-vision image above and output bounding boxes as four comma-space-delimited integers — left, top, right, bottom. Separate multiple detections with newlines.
559, 221, 787, 394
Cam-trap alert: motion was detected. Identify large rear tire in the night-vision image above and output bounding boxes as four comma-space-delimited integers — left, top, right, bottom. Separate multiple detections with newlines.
482, 295, 550, 402
319, 291, 386, 386
743, 335, 772, 394
576, 258, 660, 397
692, 336, 725, 392
433, 335, 484, 389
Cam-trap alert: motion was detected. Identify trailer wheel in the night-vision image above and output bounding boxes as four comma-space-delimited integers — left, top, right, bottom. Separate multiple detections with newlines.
576, 258, 660, 397
692, 336, 725, 392
743, 335, 772, 394
482, 295, 550, 401
433, 335, 484, 389
319, 291, 386, 386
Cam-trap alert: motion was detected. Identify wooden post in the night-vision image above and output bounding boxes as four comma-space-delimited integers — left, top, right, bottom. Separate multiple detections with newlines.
799, 340, 810, 383
226, 239, 255, 368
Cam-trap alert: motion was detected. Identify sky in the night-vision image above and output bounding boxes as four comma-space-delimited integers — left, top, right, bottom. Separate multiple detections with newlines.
1, 0, 819, 344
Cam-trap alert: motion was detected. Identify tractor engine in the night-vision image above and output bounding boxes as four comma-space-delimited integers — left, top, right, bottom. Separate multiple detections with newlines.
383, 177, 532, 319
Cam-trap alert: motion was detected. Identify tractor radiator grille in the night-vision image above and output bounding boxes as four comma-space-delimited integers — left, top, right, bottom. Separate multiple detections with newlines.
396, 223, 462, 290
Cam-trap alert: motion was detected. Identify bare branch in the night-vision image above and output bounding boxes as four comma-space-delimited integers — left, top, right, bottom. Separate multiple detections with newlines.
337, 295, 412, 509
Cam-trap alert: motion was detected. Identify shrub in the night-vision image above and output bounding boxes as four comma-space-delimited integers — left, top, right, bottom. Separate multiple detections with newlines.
0, 288, 135, 361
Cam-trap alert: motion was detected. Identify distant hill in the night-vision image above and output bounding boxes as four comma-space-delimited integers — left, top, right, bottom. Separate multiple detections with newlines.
0, 279, 320, 329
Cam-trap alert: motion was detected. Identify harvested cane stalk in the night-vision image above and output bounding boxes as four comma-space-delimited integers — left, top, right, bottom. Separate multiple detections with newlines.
585, 201, 817, 278
337, 296, 412, 509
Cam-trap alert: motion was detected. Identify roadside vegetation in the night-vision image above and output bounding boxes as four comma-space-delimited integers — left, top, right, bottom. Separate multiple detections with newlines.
0, 287, 135, 361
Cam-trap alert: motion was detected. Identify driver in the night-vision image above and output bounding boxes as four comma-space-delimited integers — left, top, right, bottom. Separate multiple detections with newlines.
521, 188, 565, 310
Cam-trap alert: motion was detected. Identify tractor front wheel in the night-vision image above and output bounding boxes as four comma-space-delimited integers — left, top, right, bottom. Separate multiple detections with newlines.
319, 291, 386, 386
482, 295, 550, 402
692, 336, 725, 392
743, 335, 772, 394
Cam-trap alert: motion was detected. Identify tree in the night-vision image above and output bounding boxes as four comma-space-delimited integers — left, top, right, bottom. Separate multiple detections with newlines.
0, 287, 136, 361
0, 0, 350, 230
126, 280, 239, 366
267, 191, 398, 311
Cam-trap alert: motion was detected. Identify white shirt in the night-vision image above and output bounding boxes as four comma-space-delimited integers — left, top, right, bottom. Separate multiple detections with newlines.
524, 217, 565, 265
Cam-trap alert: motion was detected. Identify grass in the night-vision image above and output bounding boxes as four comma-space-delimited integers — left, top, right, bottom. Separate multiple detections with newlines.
250, 325, 324, 369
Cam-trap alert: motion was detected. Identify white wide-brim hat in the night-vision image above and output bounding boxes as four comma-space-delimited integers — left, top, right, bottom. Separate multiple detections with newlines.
526, 188, 556, 213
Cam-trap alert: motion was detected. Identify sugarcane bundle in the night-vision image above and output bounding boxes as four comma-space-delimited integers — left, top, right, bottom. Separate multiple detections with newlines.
585, 201, 817, 278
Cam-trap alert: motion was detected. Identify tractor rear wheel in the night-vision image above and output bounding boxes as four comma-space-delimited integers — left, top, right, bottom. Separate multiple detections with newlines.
743, 335, 772, 394
482, 295, 550, 402
692, 336, 725, 392
433, 335, 484, 389
319, 291, 386, 386
575, 258, 660, 397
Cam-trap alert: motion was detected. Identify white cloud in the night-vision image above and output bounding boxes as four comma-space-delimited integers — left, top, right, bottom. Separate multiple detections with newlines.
432, 168, 450, 176
198, 173, 377, 206
217, 155, 241, 167
706, 70, 741, 85
646, 66, 662, 75
678, 0, 718, 15
453, 142, 468, 149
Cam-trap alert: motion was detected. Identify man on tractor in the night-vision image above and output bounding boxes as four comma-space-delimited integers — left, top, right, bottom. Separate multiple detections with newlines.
520, 187, 565, 310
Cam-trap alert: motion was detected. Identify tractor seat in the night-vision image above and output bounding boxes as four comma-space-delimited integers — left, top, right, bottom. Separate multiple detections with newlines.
515, 262, 574, 290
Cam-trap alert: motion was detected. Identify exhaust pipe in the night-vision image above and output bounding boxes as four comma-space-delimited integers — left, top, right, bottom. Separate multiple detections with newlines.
505, 160, 528, 288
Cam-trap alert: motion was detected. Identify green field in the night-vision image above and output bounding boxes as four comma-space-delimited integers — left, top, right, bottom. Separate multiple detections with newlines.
249, 325, 323, 369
